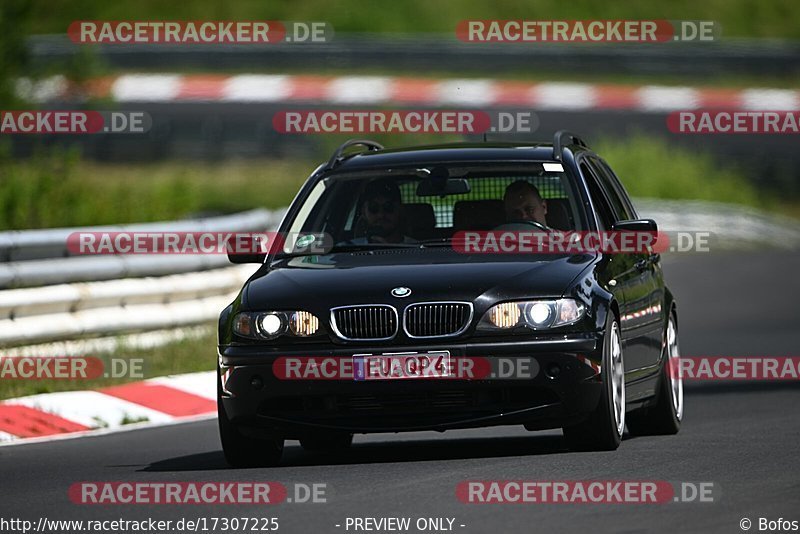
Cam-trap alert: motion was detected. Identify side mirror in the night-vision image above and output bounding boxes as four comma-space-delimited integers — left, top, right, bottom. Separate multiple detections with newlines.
225, 234, 268, 264
227, 252, 266, 264
612, 219, 657, 232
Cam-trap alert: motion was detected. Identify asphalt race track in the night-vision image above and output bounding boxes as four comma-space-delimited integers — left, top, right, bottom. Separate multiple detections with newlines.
1, 251, 798, 534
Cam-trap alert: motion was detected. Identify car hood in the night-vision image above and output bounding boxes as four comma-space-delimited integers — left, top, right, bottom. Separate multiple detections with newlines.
243, 250, 595, 311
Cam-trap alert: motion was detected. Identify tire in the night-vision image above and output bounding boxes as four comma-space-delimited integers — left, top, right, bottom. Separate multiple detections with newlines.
218, 391, 284, 468
563, 313, 625, 451
300, 432, 354, 452
627, 312, 682, 436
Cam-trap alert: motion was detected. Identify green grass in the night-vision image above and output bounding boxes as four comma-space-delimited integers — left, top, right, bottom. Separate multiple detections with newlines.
0, 146, 312, 230
25, 0, 800, 39
120, 414, 150, 425
0, 330, 216, 400
2, 134, 795, 232
595, 136, 764, 206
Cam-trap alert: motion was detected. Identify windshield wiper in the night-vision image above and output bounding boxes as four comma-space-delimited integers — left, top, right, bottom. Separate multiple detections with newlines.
327, 242, 421, 253
274, 241, 421, 259
416, 237, 455, 247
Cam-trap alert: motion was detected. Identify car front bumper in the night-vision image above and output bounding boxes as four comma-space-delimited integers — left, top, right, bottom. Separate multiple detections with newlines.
218, 334, 604, 437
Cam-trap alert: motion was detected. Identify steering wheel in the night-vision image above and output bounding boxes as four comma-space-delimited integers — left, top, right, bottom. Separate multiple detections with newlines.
493, 220, 550, 232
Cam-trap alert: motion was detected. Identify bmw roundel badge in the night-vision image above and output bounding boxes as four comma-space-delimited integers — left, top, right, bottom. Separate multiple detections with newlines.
391, 287, 412, 298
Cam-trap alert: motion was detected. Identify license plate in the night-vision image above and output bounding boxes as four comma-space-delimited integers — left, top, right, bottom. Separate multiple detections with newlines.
353, 351, 451, 381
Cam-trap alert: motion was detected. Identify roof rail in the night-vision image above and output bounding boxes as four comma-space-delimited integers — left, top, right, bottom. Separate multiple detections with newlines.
552, 130, 588, 161
325, 139, 384, 170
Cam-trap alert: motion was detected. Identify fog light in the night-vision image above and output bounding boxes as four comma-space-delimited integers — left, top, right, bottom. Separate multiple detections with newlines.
545, 362, 561, 379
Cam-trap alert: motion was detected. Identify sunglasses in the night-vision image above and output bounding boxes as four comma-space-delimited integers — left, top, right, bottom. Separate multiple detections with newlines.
367, 200, 398, 214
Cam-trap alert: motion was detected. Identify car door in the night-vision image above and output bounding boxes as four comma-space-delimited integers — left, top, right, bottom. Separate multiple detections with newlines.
590, 157, 663, 375
595, 157, 666, 331
580, 157, 659, 377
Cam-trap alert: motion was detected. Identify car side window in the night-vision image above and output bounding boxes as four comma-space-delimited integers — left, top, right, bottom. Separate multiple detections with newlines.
595, 158, 638, 220
588, 157, 633, 221
580, 161, 615, 231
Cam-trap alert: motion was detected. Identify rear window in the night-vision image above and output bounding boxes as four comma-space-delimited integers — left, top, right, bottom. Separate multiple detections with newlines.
397, 174, 568, 228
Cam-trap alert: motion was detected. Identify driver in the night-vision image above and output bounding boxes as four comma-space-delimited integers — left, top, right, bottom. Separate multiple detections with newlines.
503, 180, 548, 226
350, 179, 415, 244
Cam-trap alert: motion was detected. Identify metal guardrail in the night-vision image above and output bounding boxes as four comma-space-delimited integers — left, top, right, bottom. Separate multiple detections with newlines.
0, 265, 253, 320
28, 34, 800, 77
0, 326, 212, 358
0, 266, 255, 346
0, 208, 279, 262
0, 210, 281, 346
635, 199, 800, 250
0, 208, 284, 288
0, 255, 231, 289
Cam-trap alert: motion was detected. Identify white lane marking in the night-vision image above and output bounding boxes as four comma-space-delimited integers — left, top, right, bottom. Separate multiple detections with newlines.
740, 89, 800, 111
637, 86, 700, 111
8, 391, 173, 429
0, 413, 216, 447
327, 76, 392, 103
222, 74, 292, 102
436, 79, 496, 106
148, 371, 216, 401
111, 74, 181, 102
533, 83, 597, 110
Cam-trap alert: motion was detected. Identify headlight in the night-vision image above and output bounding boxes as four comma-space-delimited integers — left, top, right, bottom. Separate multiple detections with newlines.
480, 299, 586, 331
233, 310, 320, 340
260, 313, 285, 336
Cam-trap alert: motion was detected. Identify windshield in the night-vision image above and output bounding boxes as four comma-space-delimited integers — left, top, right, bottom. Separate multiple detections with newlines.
281, 163, 588, 254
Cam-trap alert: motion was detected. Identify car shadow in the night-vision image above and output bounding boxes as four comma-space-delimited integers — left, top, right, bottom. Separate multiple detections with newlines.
140, 433, 568, 472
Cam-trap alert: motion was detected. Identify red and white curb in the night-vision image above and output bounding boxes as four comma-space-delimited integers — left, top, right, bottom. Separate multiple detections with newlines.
0, 371, 216, 445
20, 74, 800, 111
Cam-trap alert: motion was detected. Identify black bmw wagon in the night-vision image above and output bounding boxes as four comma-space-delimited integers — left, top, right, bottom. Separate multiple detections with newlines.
217, 132, 683, 467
